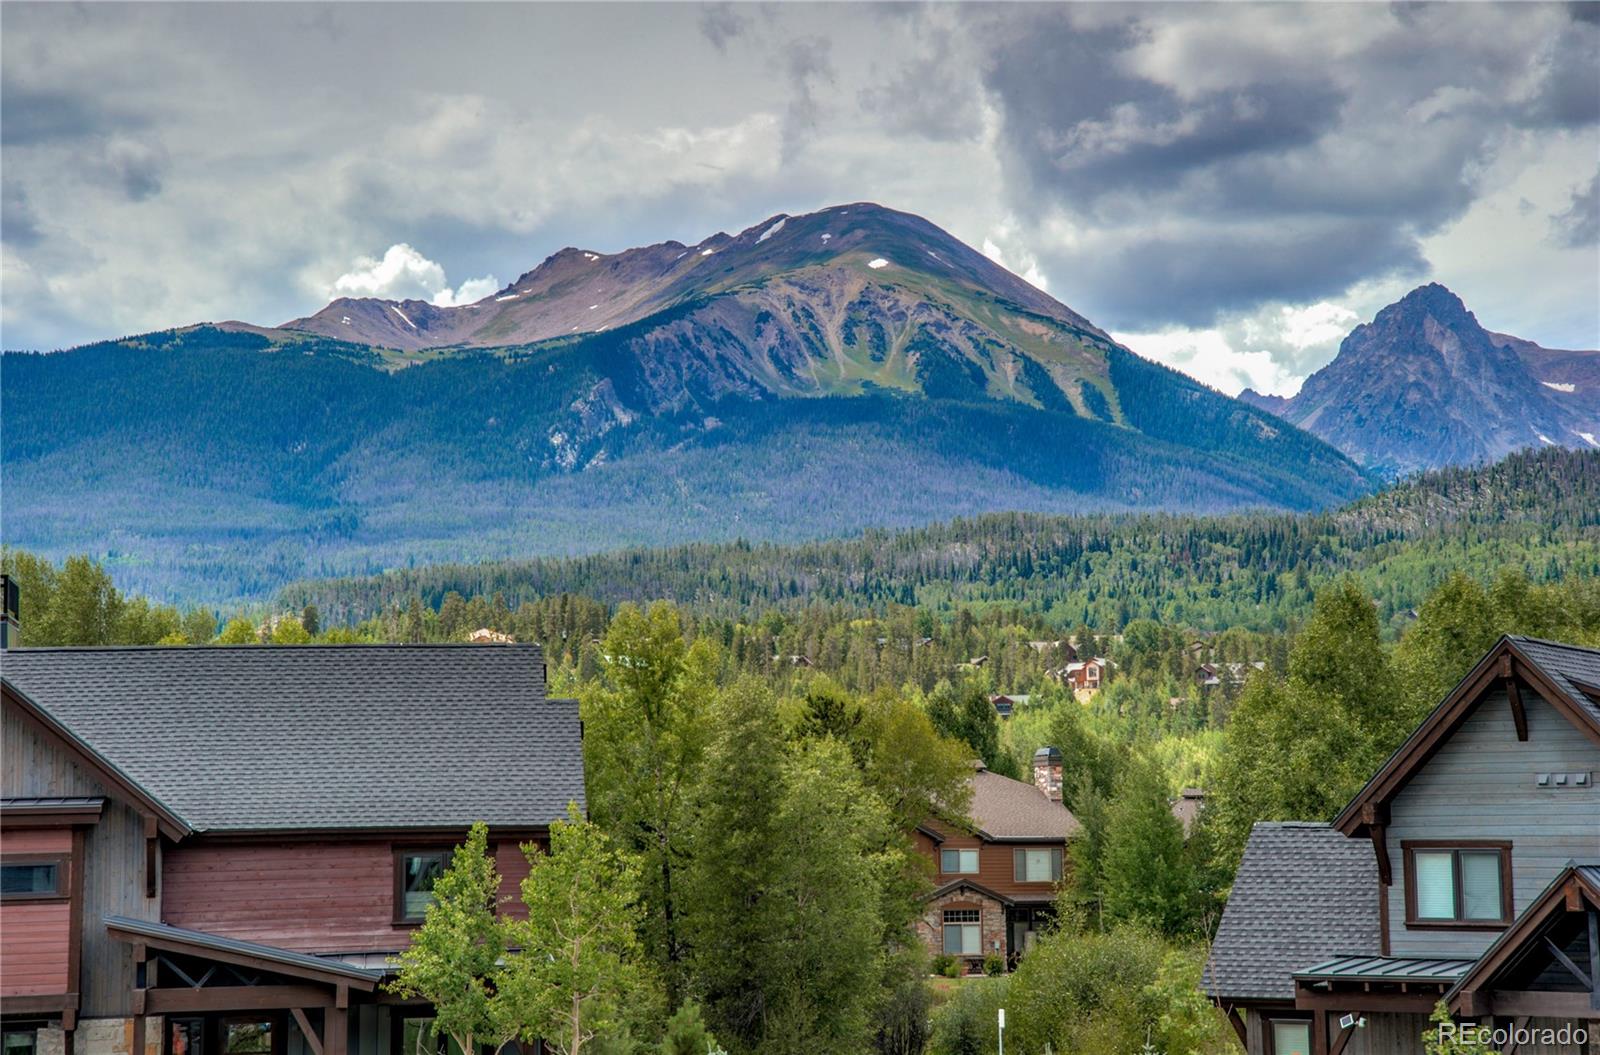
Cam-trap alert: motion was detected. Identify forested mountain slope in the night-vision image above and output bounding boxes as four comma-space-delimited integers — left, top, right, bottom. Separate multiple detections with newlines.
282, 448, 1600, 633
2, 205, 1370, 604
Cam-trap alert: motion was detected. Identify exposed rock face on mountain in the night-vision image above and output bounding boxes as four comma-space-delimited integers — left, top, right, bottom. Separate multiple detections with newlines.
4, 203, 1372, 602
1240, 284, 1598, 475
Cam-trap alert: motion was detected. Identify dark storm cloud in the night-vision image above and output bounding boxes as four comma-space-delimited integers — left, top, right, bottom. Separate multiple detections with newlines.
2, 183, 42, 247
1044, 218, 1431, 328
1551, 174, 1600, 247
1515, 20, 1600, 128
698, 3, 747, 52
778, 35, 834, 161
963, 4, 1593, 329
0, 81, 135, 145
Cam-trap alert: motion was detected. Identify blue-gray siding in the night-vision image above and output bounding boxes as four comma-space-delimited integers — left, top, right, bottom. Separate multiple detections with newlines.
1385, 688, 1600, 959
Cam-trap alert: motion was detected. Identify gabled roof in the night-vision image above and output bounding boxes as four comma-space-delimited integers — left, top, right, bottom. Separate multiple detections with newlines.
2, 644, 582, 833
104, 916, 384, 988
1335, 636, 1600, 835
1204, 822, 1380, 1001
2, 678, 191, 838
969, 767, 1080, 841
1445, 862, 1600, 1016
924, 877, 1023, 907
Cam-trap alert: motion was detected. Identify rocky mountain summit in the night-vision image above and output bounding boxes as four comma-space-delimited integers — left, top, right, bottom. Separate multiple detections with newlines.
1241, 284, 1597, 475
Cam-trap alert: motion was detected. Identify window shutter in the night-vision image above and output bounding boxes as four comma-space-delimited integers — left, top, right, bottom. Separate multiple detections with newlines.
1014, 848, 1025, 882
1051, 847, 1063, 881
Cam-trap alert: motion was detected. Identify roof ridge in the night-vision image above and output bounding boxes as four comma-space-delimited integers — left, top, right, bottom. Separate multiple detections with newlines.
2, 642, 543, 653
1504, 634, 1600, 655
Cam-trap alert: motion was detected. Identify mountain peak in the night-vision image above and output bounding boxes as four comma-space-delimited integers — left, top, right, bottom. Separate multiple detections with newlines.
280, 202, 1099, 352
1248, 285, 1598, 474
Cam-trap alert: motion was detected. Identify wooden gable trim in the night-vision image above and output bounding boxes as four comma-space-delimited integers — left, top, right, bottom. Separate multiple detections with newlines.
1334, 638, 1600, 835
1447, 867, 1600, 1017
2, 681, 190, 840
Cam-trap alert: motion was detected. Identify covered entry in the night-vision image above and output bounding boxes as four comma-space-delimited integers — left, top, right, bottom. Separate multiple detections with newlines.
105, 917, 383, 1055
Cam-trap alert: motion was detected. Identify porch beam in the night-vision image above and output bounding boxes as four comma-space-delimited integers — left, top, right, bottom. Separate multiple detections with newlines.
144, 986, 336, 1012
1588, 907, 1600, 1011
1542, 936, 1592, 990
1329, 1023, 1356, 1055
291, 1008, 325, 1055
1501, 656, 1528, 742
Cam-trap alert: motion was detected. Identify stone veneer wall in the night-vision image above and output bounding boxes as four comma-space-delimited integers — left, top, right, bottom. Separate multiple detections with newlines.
916, 890, 1007, 971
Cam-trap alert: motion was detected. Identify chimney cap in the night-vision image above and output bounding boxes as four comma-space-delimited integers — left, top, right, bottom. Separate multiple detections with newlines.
1032, 746, 1062, 763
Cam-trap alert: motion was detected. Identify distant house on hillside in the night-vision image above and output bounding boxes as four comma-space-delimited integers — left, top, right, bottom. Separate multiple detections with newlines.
914, 747, 1079, 973
774, 653, 813, 668
1204, 636, 1600, 1053
467, 626, 514, 643
959, 655, 989, 671
1196, 661, 1265, 692
1027, 640, 1077, 661
1056, 657, 1113, 696
1170, 787, 1205, 837
989, 693, 1030, 719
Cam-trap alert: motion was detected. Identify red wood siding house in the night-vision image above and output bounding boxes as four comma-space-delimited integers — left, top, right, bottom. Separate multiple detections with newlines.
0, 643, 582, 1055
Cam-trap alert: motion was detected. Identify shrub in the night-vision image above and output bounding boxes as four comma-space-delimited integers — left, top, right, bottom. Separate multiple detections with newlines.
931, 954, 956, 977
982, 954, 1004, 977
928, 976, 1008, 1055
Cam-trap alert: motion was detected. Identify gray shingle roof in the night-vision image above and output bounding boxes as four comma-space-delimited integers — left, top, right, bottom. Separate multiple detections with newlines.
1510, 636, 1600, 728
2, 644, 582, 833
1204, 822, 1379, 1001
969, 767, 1080, 840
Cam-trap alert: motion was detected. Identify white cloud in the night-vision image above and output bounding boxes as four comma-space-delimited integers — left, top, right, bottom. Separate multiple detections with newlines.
1114, 296, 1367, 396
327, 243, 497, 307
982, 227, 1049, 291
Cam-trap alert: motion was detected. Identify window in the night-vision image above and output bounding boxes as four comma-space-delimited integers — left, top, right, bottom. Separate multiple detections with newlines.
940, 848, 978, 874
1404, 842, 1511, 926
167, 1019, 204, 1055
222, 1020, 272, 1055
1013, 847, 1062, 883
942, 909, 981, 955
395, 849, 451, 922
0, 858, 65, 900
1268, 1020, 1311, 1055
3, 1031, 37, 1055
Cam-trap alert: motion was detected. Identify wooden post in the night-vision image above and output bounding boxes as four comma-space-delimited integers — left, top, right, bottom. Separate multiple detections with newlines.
326, 1006, 347, 1055
1588, 906, 1600, 1011
1312, 1009, 1329, 1055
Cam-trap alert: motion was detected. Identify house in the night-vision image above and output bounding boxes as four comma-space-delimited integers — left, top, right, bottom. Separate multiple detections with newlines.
914, 747, 1080, 972
466, 627, 514, 644
1171, 787, 1205, 837
959, 656, 989, 671
988, 694, 1030, 720
1026, 641, 1077, 661
773, 653, 812, 668
1205, 636, 1600, 1054
1197, 661, 1266, 692
1057, 657, 1113, 695
0, 640, 583, 1055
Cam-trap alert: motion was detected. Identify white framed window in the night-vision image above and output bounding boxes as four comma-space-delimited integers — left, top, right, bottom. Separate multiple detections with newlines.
1013, 846, 1062, 883
940, 848, 979, 874
942, 909, 981, 955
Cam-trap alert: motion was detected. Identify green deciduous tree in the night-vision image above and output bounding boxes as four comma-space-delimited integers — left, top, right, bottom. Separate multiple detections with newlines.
217, 616, 258, 644
1099, 760, 1191, 936
581, 602, 717, 1005
386, 823, 514, 1055
499, 807, 652, 1055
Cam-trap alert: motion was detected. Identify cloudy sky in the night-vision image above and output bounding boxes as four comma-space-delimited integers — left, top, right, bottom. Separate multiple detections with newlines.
3, 2, 1595, 395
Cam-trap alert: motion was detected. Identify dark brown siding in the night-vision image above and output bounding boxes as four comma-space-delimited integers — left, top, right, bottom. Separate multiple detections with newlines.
920, 819, 1066, 902
2, 703, 157, 1017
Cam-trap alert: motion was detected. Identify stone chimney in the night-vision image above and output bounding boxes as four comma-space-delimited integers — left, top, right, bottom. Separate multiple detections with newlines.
0, 574, 17, 648
1032, 746, 1063, 802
